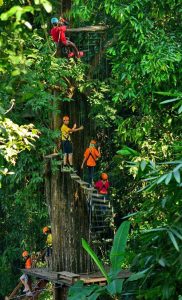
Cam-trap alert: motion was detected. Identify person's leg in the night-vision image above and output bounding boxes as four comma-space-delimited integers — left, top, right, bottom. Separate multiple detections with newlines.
66, 40, 79, 57
67, 141, 73, 169
20, 274, 30, 292
63, 153, 68, 166
63, 141, 69, 169
68, 153, 73, 166
87, 167, 92, 186
90, 167, 94, 186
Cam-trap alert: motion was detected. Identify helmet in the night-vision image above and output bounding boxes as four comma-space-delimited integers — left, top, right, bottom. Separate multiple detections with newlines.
101, 173, 108, 180
90, 140, 96, 145
43, 226, 49, 234
63, 116, 69, 121
51, 17, 58, 24
22, 251, 29, 257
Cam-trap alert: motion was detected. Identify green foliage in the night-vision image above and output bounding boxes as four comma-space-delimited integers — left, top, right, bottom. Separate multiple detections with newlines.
69, 221, 130, 300
0, 0, 182, 299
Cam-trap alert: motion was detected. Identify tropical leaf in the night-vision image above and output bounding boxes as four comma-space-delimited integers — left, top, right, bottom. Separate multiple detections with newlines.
167, 231, 179, 252
173, 169, 181, 183
127, 268, 150, 281
82, 239, 110, 283
106, 279, 124, 296
110, 221, 130, 272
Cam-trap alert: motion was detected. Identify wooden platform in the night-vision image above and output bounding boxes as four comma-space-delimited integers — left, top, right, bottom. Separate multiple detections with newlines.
67, 25, 108, 33
21, 268, 132, 286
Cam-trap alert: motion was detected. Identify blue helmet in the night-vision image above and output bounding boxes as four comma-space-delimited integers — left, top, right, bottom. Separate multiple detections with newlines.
51, 17, 58, 24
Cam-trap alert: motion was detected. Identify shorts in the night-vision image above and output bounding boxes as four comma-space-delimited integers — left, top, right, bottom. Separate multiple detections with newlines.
62, 140, 72, 154
20, 274, 29, 282
46, 246, 52, 257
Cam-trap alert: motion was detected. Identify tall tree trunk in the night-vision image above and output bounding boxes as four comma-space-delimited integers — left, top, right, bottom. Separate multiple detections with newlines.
45, 165, 91, 273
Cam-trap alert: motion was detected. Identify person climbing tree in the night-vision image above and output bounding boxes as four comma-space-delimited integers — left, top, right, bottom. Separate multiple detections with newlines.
58, 17, 80, 58
81, 140, 101, 186
43, 226, 52, 269
20, 251, 33, 297
50, 17, 80, 58
61, 115, 84, 171
95, 173, 110, 197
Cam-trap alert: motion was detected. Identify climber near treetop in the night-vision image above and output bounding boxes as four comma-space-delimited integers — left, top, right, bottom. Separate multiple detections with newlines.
61, 116, 84, 171
50, 17, 80, 58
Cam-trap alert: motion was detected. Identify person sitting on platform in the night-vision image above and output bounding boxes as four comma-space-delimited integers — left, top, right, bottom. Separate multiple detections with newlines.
20, 251, 33, 297
61, 115, 84, 171
81, 140, 101, 187
95, 173, 110, 198
43, 226, 52, 268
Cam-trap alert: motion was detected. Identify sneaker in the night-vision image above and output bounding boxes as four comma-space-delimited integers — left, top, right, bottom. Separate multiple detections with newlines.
23, 288, 29, 293
62, 166, 70, 172
69, 166, 75, 172
26, 291, 33, 297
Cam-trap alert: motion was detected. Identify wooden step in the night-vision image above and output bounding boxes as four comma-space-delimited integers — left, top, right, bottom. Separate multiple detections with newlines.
92, 203, 110, 208
57, 271, 80, 284
70, 175, 80, 179
44, 153, 60, 159
91, 198, 110, 204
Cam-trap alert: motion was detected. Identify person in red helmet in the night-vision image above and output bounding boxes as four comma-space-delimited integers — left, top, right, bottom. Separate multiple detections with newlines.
95, 173, 110, 196
20, 251, 33, 297
81, 140, 101, 186
61, 116, 84, 171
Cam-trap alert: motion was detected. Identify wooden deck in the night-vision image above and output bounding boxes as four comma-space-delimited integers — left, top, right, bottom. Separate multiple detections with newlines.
21, 268, 132, 286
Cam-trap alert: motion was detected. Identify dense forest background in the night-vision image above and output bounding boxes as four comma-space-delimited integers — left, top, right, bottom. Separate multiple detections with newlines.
0, 0, 181, 299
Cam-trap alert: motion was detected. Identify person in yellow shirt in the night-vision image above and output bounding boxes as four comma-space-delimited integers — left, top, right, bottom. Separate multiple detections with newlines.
61, 115, 83, 171
43, 226, 52, 268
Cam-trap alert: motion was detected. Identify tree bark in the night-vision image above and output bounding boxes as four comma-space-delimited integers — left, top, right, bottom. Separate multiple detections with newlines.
45, 166, 91, 273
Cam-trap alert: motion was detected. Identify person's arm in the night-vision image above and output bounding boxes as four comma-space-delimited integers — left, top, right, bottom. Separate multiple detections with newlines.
81, 157, 86, 169
98, 146, 101, 156
69, 125, 84, 133
81, 149, 87, 169
95, 181, 100, 189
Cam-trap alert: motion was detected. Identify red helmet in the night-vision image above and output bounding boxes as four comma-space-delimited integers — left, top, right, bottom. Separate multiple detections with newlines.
101, 173, 108, 180
22, 251, 29, 257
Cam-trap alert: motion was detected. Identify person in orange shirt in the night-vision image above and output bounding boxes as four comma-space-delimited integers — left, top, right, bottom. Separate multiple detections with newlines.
81, 140, 101, 186
20, 251, 33, 297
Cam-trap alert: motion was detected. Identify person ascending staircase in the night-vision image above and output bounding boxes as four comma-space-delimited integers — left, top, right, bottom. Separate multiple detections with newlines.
95, 173, 110, 199
81, 140, 101, 186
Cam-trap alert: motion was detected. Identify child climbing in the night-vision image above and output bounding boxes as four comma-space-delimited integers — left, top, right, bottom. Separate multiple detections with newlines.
20, 251, 33, 297
43, 226, 52, 269
50, 17, 80, 58
95, 173, 110, 196
81, 140, 101, 186
61, 115, 84, 171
